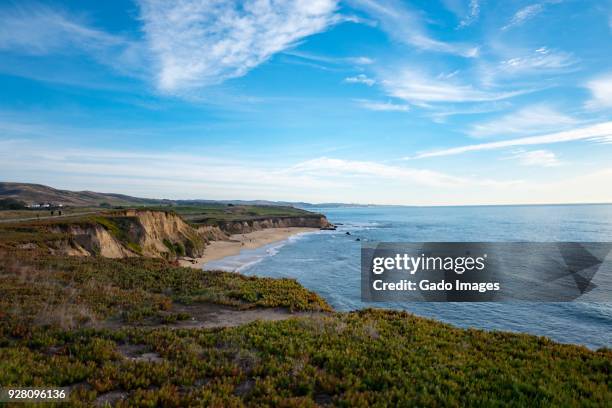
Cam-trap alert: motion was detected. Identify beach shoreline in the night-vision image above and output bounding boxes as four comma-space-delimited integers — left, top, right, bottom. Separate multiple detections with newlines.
179, 227, 319, 269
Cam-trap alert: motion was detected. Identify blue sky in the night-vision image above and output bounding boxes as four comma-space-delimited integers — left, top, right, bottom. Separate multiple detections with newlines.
0, 0, 611, 205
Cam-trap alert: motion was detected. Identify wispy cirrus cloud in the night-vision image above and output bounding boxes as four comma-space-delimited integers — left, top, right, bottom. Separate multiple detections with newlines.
0, 2, 145, 77
467, 105, 579, 138
0, 136, 517, 205
286, 157, 508, 187
355, 99, 410, 112
0, 3, 122, 54
284, 50, 373, 67
380, 69, 525, 104
344, 74, 375, 86
442, 0, 480, 28
475, 43, 578, 89
509, 149, 561, 167
347, 0, 479, 57
458, 0, 481, 28
413, 121, 612, 158
498, 47, 577, 74
502, 1, 562, 31
138, 0, 340, 93
502, 4, 544, 31
427, 101, 512, 123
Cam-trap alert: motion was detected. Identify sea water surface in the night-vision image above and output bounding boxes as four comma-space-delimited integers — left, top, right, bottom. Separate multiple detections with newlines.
205, 205, 612, 349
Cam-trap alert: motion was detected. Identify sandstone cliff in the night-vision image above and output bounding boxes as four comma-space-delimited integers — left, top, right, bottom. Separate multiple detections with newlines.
49, 210, 205, 259
197, 225, 230, 241
30, 210, 331, 260
213, 215, 331, 235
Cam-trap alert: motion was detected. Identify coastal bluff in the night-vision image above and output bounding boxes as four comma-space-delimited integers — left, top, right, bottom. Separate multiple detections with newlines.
2, 208, 332, 261
40, 209, 205, 259
209, 214, 332, 235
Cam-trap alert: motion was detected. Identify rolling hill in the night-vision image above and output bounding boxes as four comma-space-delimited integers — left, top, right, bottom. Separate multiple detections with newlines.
0, 182, 168, 207
0, 181, 359, 208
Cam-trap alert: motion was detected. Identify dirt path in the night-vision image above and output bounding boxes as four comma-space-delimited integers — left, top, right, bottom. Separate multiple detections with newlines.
101, 303, 327, 330
170, 303, 325, 329
0, 211, 99, 223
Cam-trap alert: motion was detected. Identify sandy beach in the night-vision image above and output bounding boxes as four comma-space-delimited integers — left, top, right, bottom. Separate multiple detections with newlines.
179, 227, 318, 269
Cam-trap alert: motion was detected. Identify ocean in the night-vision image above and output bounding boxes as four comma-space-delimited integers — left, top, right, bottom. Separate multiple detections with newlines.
202, 204, 612, 349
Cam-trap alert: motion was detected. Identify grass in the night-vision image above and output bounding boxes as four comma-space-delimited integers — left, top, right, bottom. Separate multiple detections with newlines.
0, 206, 102, 221
0, 203, 322, 232
143, 204, 319, 226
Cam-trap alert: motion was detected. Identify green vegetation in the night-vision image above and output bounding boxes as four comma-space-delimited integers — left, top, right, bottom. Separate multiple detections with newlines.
0, 206, 101, 221
1, 202, 320, 233
0, 198, 27, 210
0, 213, 610, 406
0, 253, 331, 329
0, 306, 609, 406
126, 242, 143, 255
144, 203, 318, 226
162, 238, 186, 257
0, 210, 206, 259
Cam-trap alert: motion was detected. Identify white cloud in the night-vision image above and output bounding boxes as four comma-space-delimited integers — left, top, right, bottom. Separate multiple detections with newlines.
414, 121, 612, 158
381, 69, 525, 104
356, 100, 410, 112
467, 105, 579, 138
502, 3, 545, 31
0, 4, 123, 55
442, 0, 480, 28
3, 136, 611, 205
510, 149, 561, 167
0, 140, 340, 196
458, 0, 481, 28
284, 51, 374, 66
585, 73, 612, 109
287, 157, 491, 187
348, 0, 479, 57
499, 47, 577, 74
0, 3, 147, 79
138, 0, 339, 92
349, 56, 375, 65
344, 74, 375, 86
0, 138, 519, 204
475, 44, 577, 88
427, 102, 512, 123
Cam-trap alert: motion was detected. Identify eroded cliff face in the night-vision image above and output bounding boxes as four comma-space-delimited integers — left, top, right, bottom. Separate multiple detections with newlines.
197, 225, 229, 242
41, 211, 331, 259
122, 210, 205, 257
51, 224, 134, 258
49, 210, 205, 259
214, 215, 331, 235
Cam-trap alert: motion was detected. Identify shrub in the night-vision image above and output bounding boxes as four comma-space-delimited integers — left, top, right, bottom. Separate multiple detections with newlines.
0, 198, 27, 210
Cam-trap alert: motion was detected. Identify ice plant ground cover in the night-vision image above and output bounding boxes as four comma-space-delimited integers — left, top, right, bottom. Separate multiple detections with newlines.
0, 245, 609, 406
